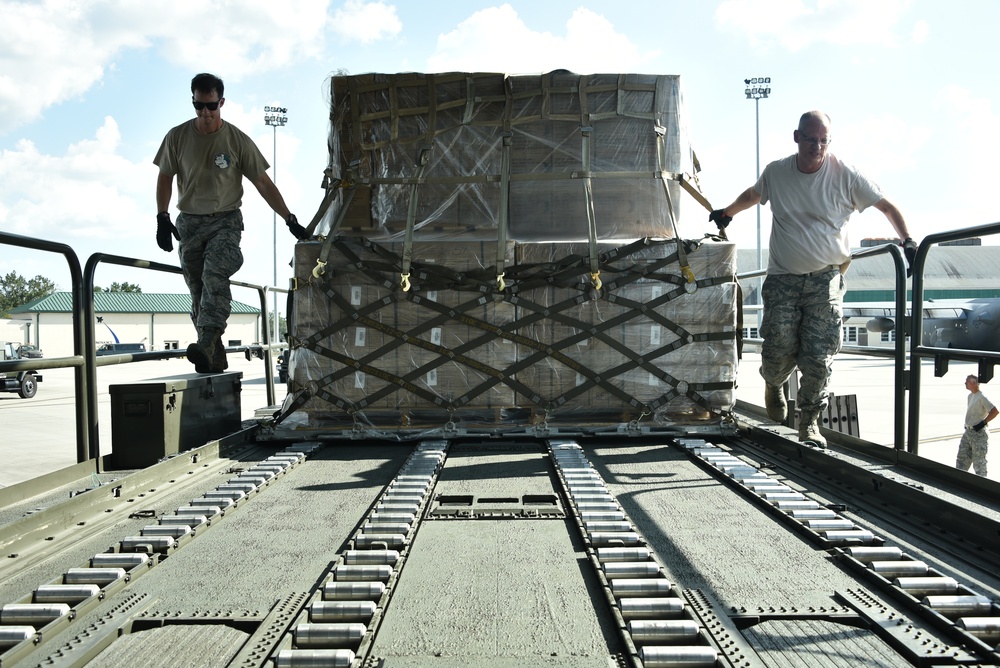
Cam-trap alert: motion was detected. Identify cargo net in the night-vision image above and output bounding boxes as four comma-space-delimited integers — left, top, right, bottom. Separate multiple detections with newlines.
278, 237, 737, 433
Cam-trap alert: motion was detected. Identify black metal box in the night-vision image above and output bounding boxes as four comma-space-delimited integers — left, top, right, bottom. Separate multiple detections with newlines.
110, 372, 242, 469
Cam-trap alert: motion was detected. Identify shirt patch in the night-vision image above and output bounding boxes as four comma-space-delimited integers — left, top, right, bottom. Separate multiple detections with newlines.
214, 153, 232, 169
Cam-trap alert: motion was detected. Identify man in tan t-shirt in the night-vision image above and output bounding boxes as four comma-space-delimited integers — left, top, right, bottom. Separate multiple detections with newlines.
153, 72, 308, 373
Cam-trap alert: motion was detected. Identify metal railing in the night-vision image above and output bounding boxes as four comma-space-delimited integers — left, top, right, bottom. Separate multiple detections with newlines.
906, 221, 1000, 453
737, 228, 998, 455
0, 230, 286, 471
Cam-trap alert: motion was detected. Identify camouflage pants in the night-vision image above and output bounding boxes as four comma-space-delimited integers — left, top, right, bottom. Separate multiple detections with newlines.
176, 210, 244, 332
759, 269, 845, 414
956, 428, 988, 476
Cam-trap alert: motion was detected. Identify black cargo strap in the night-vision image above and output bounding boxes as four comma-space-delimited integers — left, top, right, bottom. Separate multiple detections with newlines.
273, 237, 735, 425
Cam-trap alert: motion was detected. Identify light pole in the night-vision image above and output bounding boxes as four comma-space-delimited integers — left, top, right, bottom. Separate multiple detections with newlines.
264, 105, 288, 343
744, 77, 771, 305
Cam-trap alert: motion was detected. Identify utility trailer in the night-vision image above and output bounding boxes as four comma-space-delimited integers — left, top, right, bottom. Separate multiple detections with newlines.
0, 341, 41, 398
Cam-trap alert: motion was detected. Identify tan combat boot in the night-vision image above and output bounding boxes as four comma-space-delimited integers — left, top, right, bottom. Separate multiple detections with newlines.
186, 327, 222, 374
764, 383, 787, 423
798, 410, 827, 448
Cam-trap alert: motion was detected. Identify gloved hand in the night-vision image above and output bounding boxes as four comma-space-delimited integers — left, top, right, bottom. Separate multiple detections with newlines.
156, 212, 179, 252
709, 209, 732, 230
973, 419, 988, 431
286, 213, 309, 240
902, 237, 917, 277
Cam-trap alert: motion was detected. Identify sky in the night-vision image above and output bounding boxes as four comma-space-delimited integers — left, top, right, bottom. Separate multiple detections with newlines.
2, 0, 998, 311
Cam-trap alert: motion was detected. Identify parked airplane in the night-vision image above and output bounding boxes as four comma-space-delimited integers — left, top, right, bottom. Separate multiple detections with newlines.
843, 298, 1000, 352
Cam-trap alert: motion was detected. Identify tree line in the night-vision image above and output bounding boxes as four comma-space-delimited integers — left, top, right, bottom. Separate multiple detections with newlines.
1, 271, 141, 317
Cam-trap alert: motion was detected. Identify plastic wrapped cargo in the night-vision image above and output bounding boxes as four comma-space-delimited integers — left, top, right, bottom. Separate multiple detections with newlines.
322, 71, 697, 242
280, 237, 736, 434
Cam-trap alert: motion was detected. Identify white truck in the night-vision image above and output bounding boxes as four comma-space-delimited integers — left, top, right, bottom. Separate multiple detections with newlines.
0, 342, 41, 398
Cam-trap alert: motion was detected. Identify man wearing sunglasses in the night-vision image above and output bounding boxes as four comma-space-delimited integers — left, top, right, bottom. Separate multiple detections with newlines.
153, 72, 308, 374
709, 110, 916, 448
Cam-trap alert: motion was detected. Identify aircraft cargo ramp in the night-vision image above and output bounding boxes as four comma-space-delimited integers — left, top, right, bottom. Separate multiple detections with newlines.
0, 426, 998, 667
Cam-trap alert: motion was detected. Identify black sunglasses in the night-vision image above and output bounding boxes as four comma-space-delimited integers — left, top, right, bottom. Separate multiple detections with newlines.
192, 99, 222, 111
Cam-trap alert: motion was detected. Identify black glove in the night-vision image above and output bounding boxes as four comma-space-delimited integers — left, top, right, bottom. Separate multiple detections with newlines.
156, 212, 179, 252
709, 209, 732, 230
973, 419, 988, 431
286, 213, 309, 241
902, 237, 917, 277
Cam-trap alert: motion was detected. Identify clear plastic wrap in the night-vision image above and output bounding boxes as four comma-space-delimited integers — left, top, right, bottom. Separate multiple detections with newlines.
323, 72, 696, 241
283, 238, 737, 434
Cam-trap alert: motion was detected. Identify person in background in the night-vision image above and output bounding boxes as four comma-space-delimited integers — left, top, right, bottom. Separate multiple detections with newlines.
958, 374, 997, 476
153, 72, 308, 373
710, 110, 917, 447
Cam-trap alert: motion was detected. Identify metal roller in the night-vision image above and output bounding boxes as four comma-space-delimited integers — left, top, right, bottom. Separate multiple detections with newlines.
176, 505, 222, 518
923, 595, 993, 618
343, 550, 399, 565
377, 501, 420, 512
274, 649, 356, 667
362, 523, 412, 535
577, 502, 620, 513
893, 576, 958, 596
763, 492, 806, 501
628, 620, 700, 644
589, 531, 641, 546
806, 519, 856, 531
234, 475, 269, 486
611, 578, 673, 597
0, 603, 71, 625
120, 536, 174, 552
821, 530, 875, 543
869, 560, 929, 577
355, 533, 406, 548
584, 521, 634, 533
604, 562, 661, 579
309, 601, 377, 622
243, 468, 277, 479
33, 584, 100, 603
368, 512, 415, 524
203, 490, 246, 501
380, 494, 424, 504
619, 597, 685, 619
743, 482, 791, 492
639, 645, 718, 667
141, 525, 193, 538
0, 626, 35, 648
956, 617, 1000, 642
772, 500, 820, 510
390, 482, 429, 492
190, 497, 233, 509
293, 622, 367, 648
332, 565, 392, 582
91, 553, 149, 569
323, 581, 385, 601
790, 509, 837, 519
581, 511, 626, 522
845, 546, 902, 563
597, 547, 651, 563
159, 514, 207, 528
218, 483, 257, 493
571, 494, 615, 503
64, 567, 126, 585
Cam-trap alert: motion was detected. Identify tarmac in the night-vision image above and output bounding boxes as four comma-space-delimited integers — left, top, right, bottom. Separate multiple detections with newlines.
0, 350, 997, 488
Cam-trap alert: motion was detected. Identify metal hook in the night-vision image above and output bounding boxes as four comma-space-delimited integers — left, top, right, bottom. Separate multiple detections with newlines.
400, 273, 411, 292
590, 271, 602, 291
312, 259, 327, 279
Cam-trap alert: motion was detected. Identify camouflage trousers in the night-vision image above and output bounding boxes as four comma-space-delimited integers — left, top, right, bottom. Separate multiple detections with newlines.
759, 268, 845, 414
956, 428, 988, 476
176, 210, 244, 332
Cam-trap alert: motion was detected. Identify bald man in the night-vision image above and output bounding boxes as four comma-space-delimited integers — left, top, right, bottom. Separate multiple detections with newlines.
710, 111, 916, 447
958, 374, 997, 476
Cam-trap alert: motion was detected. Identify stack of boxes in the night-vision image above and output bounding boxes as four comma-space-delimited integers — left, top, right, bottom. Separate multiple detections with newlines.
287, 71, 736, 430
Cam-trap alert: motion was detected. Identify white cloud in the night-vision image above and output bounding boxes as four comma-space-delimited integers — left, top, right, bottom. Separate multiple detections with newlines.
0, 117, 154, 241
0, 0, 334, 134
427, 4, 659, 74
715, 0, 911, 52
912, 19, 929, 44
331, 0, 403, 44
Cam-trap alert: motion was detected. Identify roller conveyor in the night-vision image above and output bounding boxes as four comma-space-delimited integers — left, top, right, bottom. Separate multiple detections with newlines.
0, 434, 995, 666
